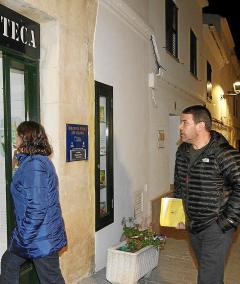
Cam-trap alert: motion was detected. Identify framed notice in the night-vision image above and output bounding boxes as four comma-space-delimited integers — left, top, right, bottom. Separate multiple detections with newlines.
66, 124, 88, 162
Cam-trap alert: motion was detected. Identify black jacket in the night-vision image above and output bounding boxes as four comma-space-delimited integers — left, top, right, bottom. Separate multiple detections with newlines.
174, 130, 240, 233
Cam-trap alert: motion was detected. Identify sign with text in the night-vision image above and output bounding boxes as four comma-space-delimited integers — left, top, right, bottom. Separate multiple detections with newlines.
66, 124, 88, 162
0, 4, 40, 59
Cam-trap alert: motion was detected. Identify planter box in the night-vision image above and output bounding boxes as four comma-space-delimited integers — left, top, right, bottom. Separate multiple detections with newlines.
106, 242, 159, 284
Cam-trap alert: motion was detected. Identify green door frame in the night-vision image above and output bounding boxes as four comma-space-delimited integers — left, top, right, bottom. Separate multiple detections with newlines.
1, 49, 40, 283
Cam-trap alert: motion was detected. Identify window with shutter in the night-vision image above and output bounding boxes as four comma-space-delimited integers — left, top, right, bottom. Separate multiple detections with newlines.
165, 0, 178, 58
190, 29, 197, 76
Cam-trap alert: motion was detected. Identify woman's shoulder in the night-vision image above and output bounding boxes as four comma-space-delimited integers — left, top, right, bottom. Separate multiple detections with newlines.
24, 155, 52, 171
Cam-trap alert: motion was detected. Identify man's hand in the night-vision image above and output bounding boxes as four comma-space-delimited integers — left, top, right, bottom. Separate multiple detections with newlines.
176, 222, 185, 229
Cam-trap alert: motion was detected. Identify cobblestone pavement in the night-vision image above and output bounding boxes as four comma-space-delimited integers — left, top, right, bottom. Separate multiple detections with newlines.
78, 232, 240, 284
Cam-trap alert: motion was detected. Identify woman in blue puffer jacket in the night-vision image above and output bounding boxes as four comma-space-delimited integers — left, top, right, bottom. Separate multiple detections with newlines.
0, 121, 67, 284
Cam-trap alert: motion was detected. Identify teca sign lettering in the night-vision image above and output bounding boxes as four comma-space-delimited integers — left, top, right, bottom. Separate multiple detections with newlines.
1, 16, 36, 48
0, 4, 40, 59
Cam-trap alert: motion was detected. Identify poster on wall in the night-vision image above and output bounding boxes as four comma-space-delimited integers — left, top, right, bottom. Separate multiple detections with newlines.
66, 124, 88, 162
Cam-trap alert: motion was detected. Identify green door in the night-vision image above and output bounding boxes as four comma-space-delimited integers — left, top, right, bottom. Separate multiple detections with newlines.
0, 50, 40, 283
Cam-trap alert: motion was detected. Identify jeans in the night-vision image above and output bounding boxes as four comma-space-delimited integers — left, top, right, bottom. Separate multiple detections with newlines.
189, 222, 234, 284
0, 250, 65, 284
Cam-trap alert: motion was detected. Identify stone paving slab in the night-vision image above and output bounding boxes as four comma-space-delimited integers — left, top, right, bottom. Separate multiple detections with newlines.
78, 232, 240, 284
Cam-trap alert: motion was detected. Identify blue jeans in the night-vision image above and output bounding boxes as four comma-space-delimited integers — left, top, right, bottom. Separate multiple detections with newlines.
189, 222, 234, 284
0, 250, 65, 284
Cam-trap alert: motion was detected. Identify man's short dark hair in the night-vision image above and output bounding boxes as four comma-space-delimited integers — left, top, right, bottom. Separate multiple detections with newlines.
182, 105, 212, 131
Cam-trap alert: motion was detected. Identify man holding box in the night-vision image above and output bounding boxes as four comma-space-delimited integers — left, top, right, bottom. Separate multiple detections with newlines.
174, 105, 240, 284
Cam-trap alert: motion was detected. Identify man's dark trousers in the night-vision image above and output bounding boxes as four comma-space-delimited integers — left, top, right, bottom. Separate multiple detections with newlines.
189, 221, 234, 284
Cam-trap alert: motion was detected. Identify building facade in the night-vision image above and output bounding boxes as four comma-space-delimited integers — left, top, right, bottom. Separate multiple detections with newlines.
0, 0, 239, 283
0, 0, 97, 283
94, 0, 240, 274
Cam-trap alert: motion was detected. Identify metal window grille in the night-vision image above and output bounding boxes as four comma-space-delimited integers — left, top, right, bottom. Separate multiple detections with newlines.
165, 0, 178, 58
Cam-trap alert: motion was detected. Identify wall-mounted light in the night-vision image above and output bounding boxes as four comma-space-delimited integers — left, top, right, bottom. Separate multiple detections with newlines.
233, 81, 240, 94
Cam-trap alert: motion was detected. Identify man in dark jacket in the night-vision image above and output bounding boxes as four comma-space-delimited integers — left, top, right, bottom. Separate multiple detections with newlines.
174, 105, 240, 284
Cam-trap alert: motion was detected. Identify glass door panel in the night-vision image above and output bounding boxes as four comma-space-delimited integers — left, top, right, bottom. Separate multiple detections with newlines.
1, 52, 40, 283
100, 96, 108, 217
95, 81, 114, 231
10, 67, 25, 166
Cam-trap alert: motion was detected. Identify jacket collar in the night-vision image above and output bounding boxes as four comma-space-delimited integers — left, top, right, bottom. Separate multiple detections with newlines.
16, 153, 29, 164
179, 130, 229, 155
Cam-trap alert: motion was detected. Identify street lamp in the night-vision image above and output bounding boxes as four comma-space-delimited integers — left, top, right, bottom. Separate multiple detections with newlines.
233, 81, 240, 94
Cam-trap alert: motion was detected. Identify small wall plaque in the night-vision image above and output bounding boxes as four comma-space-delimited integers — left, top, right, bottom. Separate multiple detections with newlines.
66, 124, 88, 162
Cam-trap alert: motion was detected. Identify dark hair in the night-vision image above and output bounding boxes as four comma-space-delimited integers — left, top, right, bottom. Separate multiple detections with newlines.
17, 121, 52, 156
182, 105, 212, 131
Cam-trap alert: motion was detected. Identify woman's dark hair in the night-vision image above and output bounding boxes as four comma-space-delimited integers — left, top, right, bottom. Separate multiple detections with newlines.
182, 105, 212, 132
17, 121, 52, 156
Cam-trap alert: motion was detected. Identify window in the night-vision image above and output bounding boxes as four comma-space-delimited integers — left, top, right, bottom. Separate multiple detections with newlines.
190, 29, 197, 76
165, 0, 178, 58
206, 61, 212, 101
95, 81, 114, 231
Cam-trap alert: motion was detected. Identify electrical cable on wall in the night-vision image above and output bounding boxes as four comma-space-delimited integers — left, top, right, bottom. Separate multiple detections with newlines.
149, 34, 167, 107
151, 88, 157, 107
150, 34, 166, 75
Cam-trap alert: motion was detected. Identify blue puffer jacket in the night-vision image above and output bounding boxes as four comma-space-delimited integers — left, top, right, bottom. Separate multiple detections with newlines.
9, 154, 67, 259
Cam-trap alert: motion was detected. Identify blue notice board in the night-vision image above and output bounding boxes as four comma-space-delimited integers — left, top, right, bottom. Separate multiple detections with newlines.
66, 124, 88, 162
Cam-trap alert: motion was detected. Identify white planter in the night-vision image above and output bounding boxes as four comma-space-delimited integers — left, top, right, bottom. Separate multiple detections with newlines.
106, 242, 159, 284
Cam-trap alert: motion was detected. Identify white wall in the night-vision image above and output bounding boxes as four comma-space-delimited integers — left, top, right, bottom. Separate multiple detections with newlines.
145, 0, 207, 202
147, 76, 200, 203
148, 0, 205, 101
169, 115, 180, 185
122, 0, 149, 23
94, 1, 151, 271
94, 0, 207, 271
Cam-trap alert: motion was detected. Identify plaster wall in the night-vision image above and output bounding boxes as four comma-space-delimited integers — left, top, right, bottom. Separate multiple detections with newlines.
122, 0, 149, 23
147, 75, 202, 201
146, 0, 206, 200
0, 0, 97, 282
148, 0, 206, 101
94, 0, 205, 271
94, 0, 149, 271
93, 0, 240, 274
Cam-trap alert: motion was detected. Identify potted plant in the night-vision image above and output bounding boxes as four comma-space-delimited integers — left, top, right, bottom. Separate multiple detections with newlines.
106, 217, 166, 284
